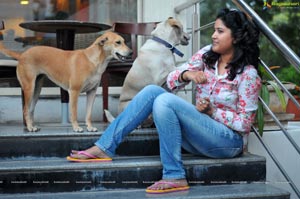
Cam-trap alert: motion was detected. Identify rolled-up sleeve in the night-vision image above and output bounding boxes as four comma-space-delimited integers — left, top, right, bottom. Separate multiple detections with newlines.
167, 45, 211, 91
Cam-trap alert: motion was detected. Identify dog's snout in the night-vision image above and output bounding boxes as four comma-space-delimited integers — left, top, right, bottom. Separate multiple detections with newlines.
126, 49, 133, 58
184, 33, 190, 41
180, 33, 190, 46
128, 50, 133, 56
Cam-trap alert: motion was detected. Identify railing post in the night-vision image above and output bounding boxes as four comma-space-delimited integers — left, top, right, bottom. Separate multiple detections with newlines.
192, 4, 199, 54
191, 3, 200, 105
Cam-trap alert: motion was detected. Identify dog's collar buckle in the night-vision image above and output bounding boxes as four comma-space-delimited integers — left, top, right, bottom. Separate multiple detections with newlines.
151, 36, 184, 57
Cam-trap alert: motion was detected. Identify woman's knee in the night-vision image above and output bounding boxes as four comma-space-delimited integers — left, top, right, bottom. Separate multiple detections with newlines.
143, 84, 162, 92
140, 85, 165, 96
153, 93, 173, 108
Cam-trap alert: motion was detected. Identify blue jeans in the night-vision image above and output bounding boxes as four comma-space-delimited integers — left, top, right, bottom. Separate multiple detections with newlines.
95, 85, 243, 180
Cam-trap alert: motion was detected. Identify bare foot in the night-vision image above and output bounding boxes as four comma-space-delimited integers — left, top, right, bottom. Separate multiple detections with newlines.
147, 179, 188, 190
71, 146, 110, 159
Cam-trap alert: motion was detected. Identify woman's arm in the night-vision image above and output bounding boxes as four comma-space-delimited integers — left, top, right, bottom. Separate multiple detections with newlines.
167, 45, 211, 90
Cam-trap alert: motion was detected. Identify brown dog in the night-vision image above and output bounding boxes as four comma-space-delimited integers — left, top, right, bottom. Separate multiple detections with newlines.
0, 31, 132, 132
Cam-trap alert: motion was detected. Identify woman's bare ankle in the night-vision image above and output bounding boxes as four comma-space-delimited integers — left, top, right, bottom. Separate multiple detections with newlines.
88, 146, 110, 158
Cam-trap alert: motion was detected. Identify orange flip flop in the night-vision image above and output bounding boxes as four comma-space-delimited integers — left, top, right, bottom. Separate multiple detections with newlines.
66, 151, 112, 163
145, 181, 190, 194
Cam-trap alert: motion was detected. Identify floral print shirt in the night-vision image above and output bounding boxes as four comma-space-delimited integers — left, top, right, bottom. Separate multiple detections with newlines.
167, 45, 261, 134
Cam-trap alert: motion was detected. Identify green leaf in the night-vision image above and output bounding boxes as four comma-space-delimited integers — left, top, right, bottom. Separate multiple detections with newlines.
260, 84, 270, 108
267, 81, 287, 111
257, 101, 264, 136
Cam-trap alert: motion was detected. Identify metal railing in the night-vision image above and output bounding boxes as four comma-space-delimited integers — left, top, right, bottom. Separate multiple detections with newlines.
233, 0, 300, 109
175, 0, 203, 53
174, 0, 204, 13
232, 1, 300, 197
252, 125, 300, 198
175, 0, 300, 198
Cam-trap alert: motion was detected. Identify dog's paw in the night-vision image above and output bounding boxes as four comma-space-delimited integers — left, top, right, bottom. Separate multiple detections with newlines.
87, 126, 98, 132
27, 126, 40, 132
73, 126, 84, 133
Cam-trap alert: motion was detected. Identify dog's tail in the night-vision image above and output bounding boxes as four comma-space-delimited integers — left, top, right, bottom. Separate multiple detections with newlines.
104, 109, 115, 123
0, 42, 21, 60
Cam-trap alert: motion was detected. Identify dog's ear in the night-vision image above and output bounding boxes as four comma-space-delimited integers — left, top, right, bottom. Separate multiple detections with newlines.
168, 19, 182, 33
98, 37, 108, 46
167, 18, 180, 28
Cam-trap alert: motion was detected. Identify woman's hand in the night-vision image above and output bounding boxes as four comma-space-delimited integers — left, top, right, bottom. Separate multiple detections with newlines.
181, 70, 207, 84
196, 97, 215, 116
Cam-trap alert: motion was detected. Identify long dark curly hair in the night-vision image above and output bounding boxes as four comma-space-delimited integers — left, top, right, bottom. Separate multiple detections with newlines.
202, 8, 260, 80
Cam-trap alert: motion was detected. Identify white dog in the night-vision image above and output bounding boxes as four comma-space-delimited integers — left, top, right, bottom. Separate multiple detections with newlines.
105, 17, 190, 122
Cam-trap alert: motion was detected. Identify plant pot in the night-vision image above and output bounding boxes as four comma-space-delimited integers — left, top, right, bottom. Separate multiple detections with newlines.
254, 113, 295, 131
286, 96, 300, 121
267, 83, 295, 113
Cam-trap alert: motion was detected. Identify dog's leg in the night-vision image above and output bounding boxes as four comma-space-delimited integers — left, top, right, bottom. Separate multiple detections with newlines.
29, 75, 45, 126
69, 89, 83, 132
85, 86, 98, 132
21, 78, 40, 132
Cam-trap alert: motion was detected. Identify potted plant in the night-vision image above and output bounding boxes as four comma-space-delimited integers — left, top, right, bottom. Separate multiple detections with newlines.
256, 65, 288, 136
275, 65, 300, 120
286, 86, 300, 120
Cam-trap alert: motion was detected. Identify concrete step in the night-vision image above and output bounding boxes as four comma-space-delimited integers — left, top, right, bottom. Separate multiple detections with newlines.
0, 153, 265, 194
0, 184, 290, 199
0, 123, 159, 158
